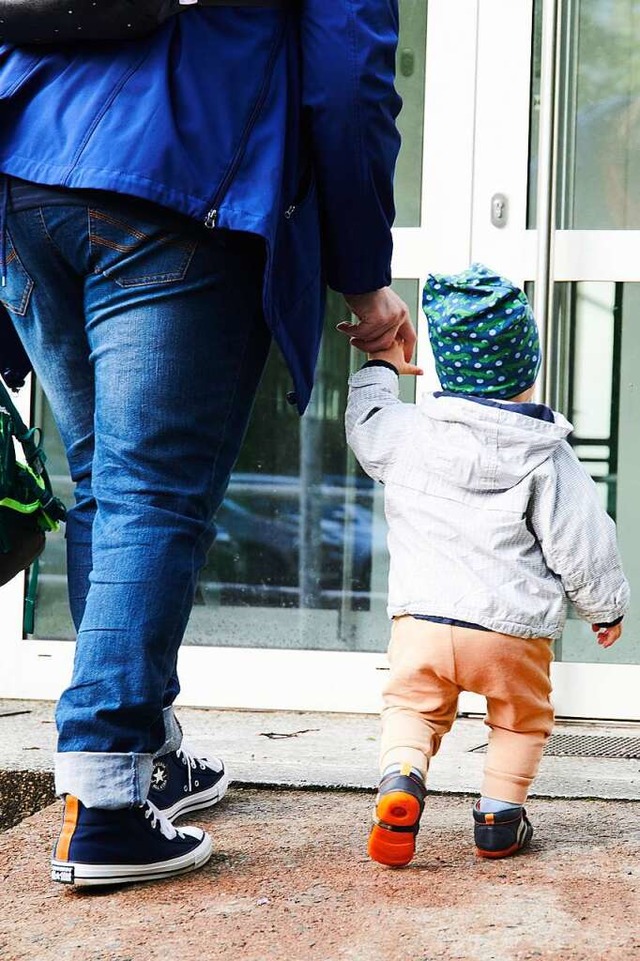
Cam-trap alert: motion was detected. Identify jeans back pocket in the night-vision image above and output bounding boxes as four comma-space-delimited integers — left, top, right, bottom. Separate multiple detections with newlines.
89, 208, 197, 289
0, 232, 34, 317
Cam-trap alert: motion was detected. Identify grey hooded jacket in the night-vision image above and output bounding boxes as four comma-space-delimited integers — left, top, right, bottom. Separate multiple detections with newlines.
346, 365, 630, 640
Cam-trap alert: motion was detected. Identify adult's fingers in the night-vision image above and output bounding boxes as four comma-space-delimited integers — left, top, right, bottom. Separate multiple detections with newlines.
348, 331, 398, 353
397, 317, 417, 362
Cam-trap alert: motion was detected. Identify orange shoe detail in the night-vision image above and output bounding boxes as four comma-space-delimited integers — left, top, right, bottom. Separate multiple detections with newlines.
55, 795, 79, 862
376, 791, 422, 830
368, 821, 416, 867
367, 789, 422, 867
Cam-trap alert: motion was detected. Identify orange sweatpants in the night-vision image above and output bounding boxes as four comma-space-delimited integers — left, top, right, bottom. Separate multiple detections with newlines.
380, 616, 555, 805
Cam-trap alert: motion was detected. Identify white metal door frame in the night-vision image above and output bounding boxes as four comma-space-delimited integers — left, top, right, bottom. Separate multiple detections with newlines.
1, 0, 636, 721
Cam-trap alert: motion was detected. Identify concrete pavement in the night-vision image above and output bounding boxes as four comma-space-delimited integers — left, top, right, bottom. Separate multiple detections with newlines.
1, 701, 639, 960
1, 789, 639, 961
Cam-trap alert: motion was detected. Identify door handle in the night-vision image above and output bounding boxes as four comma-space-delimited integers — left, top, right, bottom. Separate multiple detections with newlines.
491, 193, 509, 227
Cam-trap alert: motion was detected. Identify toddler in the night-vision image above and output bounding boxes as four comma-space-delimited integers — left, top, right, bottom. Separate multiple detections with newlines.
345, 263, 629, 865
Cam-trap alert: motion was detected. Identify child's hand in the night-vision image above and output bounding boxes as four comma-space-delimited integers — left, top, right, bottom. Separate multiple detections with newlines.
368, 337, 423, 376
591, 622, 623, 648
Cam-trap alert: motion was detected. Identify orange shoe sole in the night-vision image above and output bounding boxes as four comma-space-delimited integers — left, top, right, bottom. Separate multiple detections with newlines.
475, 842, 521, 859
367, 790, 422, 867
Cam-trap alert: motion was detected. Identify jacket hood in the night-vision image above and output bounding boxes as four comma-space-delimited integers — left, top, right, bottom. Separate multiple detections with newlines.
419, 392, 573, 492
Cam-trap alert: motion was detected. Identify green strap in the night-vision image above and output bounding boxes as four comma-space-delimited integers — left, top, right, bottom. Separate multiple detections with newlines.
24, 555, 39, 635
0, 377, 67, 635
0, 378, 66, 522
0, 379, 46, 474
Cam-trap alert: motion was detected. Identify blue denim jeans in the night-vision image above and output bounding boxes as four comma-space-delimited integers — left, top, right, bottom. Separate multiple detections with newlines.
3, 195, 270, 807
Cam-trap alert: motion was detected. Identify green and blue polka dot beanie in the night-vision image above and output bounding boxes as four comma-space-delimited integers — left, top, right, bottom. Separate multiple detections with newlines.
422, 263, 542, 399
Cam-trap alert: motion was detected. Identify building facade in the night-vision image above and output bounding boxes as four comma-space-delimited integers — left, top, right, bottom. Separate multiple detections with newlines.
1, 0, 638, 720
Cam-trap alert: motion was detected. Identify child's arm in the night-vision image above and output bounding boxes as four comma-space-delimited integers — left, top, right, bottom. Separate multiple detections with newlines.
529, 442, 630, 641
345, 339, 422, 483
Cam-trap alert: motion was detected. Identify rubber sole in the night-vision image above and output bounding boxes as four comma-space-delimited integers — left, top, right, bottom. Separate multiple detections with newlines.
158, 768, 230, 822
51, 831, 213, 887
475, 842, 520, 859
367, 790, 422, 867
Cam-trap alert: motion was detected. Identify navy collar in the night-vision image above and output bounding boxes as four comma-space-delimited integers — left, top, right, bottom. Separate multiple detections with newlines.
434, 391, 555, 423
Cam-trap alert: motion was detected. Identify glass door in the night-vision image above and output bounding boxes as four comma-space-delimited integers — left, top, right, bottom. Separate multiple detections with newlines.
0, 1, 482, 712
8, 2, 631, 721
472, 0, 640, 719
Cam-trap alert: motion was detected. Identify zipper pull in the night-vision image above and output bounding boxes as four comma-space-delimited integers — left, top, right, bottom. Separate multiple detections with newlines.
284, 205, 296, 220
204, 209, 218, 229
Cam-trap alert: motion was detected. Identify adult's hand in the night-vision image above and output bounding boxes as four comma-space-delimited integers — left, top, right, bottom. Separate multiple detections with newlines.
338, 287, 416, 363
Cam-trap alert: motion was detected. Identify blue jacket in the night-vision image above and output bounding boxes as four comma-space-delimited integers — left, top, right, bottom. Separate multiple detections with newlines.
0, 1, 401, 411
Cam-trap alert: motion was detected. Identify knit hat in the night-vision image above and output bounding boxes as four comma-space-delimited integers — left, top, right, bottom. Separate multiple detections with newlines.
422, 263, 542, 399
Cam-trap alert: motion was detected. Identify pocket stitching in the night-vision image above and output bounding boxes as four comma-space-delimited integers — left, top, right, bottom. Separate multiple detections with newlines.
0, 235, 34, 317
108, 240, 197, 288
88, 208, 197, 288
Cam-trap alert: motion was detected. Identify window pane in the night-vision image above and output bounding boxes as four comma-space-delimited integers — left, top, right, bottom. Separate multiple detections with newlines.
27, 388, 73, 640
545, 282, 637, 665
183, 281, 419, 653
529, 0, 640, 229
30, 282, 421, 655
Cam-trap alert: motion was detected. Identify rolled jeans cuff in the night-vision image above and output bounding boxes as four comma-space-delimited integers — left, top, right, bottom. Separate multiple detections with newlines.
55, 752, 154, 809
155, 706, 183, 759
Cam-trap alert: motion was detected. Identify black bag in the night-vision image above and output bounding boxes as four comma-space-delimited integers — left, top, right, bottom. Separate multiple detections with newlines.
0, 303, 31, 391
0, 377, 66, 587
0, 0, 283, 45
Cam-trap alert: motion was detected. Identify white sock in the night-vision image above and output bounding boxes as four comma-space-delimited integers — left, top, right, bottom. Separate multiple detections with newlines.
478, 796, 522, 814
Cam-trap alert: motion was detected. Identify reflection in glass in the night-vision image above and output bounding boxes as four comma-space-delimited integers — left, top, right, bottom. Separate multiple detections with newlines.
27, 282, 639, 669
27, 389, 73, 641
185, 280, 418, 653
529, 0, 640, 228
30, 282, 419, 655
544, 282, 620, 515
543, 282, 637, 665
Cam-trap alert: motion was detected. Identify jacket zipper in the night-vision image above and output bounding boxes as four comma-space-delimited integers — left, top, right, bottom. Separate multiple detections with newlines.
204, 19, 286, 230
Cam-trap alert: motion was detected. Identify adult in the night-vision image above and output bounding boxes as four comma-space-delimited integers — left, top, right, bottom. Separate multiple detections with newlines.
0, 0, 415, 886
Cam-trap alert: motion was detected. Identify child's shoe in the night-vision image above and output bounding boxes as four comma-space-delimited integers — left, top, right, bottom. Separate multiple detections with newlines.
367, 764, 426, 867
148, 745, 229, 821
51, 796, 213, 887
473, 801, 533, 858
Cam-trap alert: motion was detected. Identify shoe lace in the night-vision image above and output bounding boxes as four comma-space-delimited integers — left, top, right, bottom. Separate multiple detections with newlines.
176, 744, 221, 793
143, 800, 180, 840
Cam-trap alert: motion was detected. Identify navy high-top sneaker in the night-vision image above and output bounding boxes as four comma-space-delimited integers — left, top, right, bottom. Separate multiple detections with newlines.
473, 802, 534, 858
51, 796, 213, 887
148, 746, 229, 821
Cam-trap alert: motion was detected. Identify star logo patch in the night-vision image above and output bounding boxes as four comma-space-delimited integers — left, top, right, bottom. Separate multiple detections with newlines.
151, 761, 168, 792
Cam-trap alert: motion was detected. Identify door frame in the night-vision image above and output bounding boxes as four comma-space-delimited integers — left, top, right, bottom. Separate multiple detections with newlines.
1, 0, 637, 721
